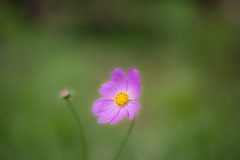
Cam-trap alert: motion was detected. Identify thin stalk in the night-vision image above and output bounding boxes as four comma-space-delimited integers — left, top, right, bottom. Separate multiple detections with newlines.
66, 99, 88, 160
112, 117, 136, 160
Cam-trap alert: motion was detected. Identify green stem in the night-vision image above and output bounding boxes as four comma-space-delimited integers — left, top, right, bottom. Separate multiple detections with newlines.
66, 99, 88, 160
112, 117, 136, 160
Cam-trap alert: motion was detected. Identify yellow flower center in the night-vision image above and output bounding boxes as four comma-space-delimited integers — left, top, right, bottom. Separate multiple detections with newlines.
114, 92, 129, 106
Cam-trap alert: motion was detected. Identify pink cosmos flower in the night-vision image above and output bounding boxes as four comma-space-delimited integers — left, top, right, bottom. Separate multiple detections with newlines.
92, 67, 141, 125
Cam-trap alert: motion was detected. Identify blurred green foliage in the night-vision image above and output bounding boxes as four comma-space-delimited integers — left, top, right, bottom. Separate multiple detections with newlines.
0, 0, 240, 160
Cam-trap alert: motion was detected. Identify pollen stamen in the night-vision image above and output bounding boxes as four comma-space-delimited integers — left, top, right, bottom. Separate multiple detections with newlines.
114, 92, 129, 106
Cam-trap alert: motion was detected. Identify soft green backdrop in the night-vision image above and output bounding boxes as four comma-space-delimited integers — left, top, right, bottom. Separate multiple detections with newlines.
1, 0, 240, 160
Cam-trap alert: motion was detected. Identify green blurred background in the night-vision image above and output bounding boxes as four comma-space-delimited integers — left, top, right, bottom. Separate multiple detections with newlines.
1, 0, 240, 160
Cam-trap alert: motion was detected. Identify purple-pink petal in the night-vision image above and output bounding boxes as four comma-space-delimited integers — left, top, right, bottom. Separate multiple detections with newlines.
110, 107, 128, 125
128, 83, 141, 100
97, 106, 119, 124
126, 67, 141, 100
99, 81, 117, 99
126, 101, 140, 120
92, 97, 115, 116
111, 68, 127, 92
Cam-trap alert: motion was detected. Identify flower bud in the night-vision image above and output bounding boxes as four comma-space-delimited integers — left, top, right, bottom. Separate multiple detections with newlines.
60, 90, 70, 99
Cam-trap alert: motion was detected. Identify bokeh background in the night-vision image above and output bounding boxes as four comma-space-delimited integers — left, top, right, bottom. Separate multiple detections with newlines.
1, 0, 240, 160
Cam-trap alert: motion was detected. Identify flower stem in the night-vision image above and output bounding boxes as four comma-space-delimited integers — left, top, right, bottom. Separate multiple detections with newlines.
66, 99, 88, 160
112, 117, 136, 160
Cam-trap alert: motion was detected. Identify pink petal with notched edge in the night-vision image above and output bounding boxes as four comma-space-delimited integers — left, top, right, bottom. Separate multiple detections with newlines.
97, 106, 119, 124
92, 97, 115, 116
111, 68, 127, 92
99, 81, 118, 99
126, 101, 140, 120
126, 67, 141, 100
110, 107, 128, 125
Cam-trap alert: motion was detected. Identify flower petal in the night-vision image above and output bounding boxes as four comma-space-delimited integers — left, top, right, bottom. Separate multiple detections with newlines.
97, 106, 119, 124
128, 83, 141, 100
110, 107, 128, 125
92, 97, 115, 116
99, 81, 118, 99
126, 101, 140, 120
126, 67, 141, 100
111, 68, 127, 92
